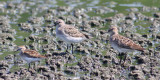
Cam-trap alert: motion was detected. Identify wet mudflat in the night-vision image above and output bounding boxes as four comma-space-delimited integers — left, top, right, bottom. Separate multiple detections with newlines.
0, 0, 160, 80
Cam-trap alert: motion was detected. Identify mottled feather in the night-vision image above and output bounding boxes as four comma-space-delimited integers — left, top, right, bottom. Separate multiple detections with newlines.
58, 24, 85, 38
23, 49, 46, 58
111, 34, 144, 51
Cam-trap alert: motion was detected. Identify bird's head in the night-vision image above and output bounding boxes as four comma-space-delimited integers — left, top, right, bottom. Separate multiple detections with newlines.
55, 19, 65, 26
17, 45, 26, 51
108, 26, 118, 35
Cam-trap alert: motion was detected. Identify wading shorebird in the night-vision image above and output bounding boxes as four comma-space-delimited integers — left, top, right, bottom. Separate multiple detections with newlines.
17, 45, 46, 70
55, 19, 86, 54
108, 27, 144, 65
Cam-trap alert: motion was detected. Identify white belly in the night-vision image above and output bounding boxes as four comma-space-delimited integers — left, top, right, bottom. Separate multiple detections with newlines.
111, 42, 134, 53
22, 56, 41, 63
57, 34, 85, 44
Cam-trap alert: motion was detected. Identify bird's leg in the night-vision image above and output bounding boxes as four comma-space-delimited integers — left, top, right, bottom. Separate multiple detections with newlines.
65, 44, 69, 53
28, 63, 31, 71
123, 53, 127, 64
33, 62, 36, 70
119, 53, 122, 65
13, 54, 16, 64
71, 43, 74, 54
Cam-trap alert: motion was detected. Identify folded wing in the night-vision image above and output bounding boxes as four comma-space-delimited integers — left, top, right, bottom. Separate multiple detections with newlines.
23, 49, 46, 58
112, 35, 144, 51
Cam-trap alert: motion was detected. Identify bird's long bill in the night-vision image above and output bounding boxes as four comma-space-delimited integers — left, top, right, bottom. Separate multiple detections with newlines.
16, 48, 21, 51
54, 22, 57, 26
54, 21, 59, 26
108, 29, 112, 33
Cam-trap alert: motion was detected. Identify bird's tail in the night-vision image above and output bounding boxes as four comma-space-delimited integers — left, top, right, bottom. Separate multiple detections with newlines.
39, 55, 47, 58
132, 44, 145, 51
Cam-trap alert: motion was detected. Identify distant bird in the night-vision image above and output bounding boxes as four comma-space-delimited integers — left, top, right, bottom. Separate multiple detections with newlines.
108, 27, 144, 64
55, 19, 86, 54
17, 45, 46, 70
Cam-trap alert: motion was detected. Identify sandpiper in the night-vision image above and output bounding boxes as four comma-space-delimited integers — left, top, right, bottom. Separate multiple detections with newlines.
17, 45, 46, 70
108, 27, 144, 64
55, 19, 86, 54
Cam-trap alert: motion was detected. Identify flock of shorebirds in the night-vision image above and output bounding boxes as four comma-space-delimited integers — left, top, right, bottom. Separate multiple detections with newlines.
16, 19, 145, 70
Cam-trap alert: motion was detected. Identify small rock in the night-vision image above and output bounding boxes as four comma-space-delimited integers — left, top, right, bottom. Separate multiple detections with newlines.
5, 54, 14, 60
18, 23, 32, 32
57, 6, 72, 12
129, 65, 140, 71
141, 6, 151, 12
64, 69, 76, 75
50, 65, 57, 71
126, 12, 136, 20
128, 8, 139, 12
129, 70, 145, 80
90, 69, 100, 77
0, 33, 15, 41
43, 72, 55, 80
6, 3, 15, 9
142, 34, 148, 38
28, 17, 44, 24
156, 34, 160, 39
88, 20, 101, 27
0, 60, 8, 68
80, 76, 90, 80
154, 13, 160, 18
147, 40, 152, 46
37, 66, 50, 72
135, 55, 147, 64
34, 74, 48, 80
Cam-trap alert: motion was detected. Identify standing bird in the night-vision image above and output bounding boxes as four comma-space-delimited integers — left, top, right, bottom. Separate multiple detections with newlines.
108, 27, 144, 64
17, 45, 46, 70
55, 19, 86, 54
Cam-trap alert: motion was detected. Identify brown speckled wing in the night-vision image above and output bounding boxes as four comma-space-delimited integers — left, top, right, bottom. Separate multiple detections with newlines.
111, 35, 144, 51
62, 25, 85, 37
23, 49, 46, 58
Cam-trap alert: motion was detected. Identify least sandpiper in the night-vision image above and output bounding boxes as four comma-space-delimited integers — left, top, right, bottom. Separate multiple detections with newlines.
17, 45, 46, 70
108, 27, 144, 64
55, 19, 86, 54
